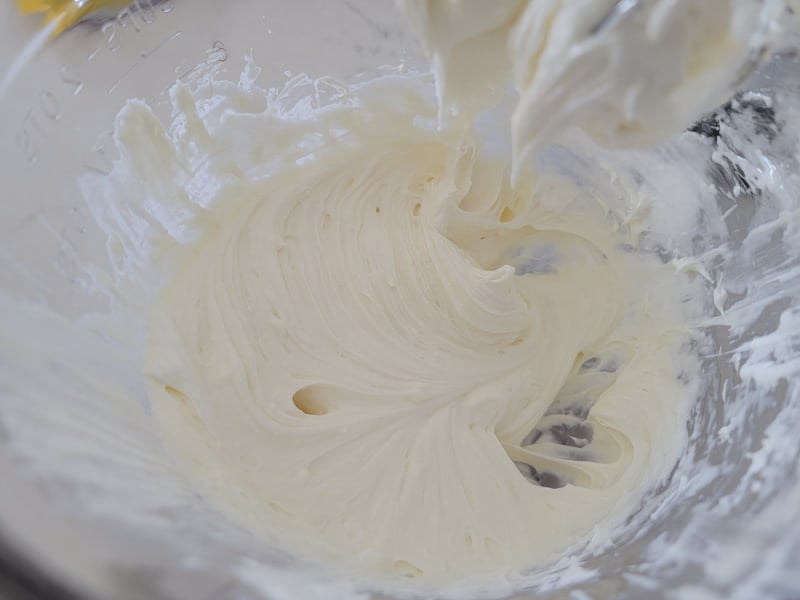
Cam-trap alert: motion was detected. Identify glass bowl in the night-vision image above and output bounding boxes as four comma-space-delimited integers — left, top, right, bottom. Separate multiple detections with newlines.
0, 2, 798, 599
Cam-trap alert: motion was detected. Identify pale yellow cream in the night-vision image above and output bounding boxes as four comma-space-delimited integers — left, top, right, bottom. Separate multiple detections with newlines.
132, 74, 699, 589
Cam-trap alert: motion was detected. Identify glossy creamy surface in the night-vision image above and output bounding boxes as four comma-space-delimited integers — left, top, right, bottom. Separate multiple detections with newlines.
117, 72, 703, 589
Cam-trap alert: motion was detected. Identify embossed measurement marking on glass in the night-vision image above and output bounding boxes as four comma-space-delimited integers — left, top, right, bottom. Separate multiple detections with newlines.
107, 30, 182, 94
12, 0, 175, 168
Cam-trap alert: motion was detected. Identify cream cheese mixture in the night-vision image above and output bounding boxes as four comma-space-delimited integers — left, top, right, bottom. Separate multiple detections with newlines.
72, 0, 789, 594
140, 75, 698, 587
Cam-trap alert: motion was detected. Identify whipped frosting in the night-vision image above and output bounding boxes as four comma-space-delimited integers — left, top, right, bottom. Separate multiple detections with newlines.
400, 0, 788, 172
78, 0, 788, 593
115, 69, 705, 590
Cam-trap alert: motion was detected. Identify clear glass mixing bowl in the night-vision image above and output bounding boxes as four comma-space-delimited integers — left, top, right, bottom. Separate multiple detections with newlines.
0, 2, 798, 599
